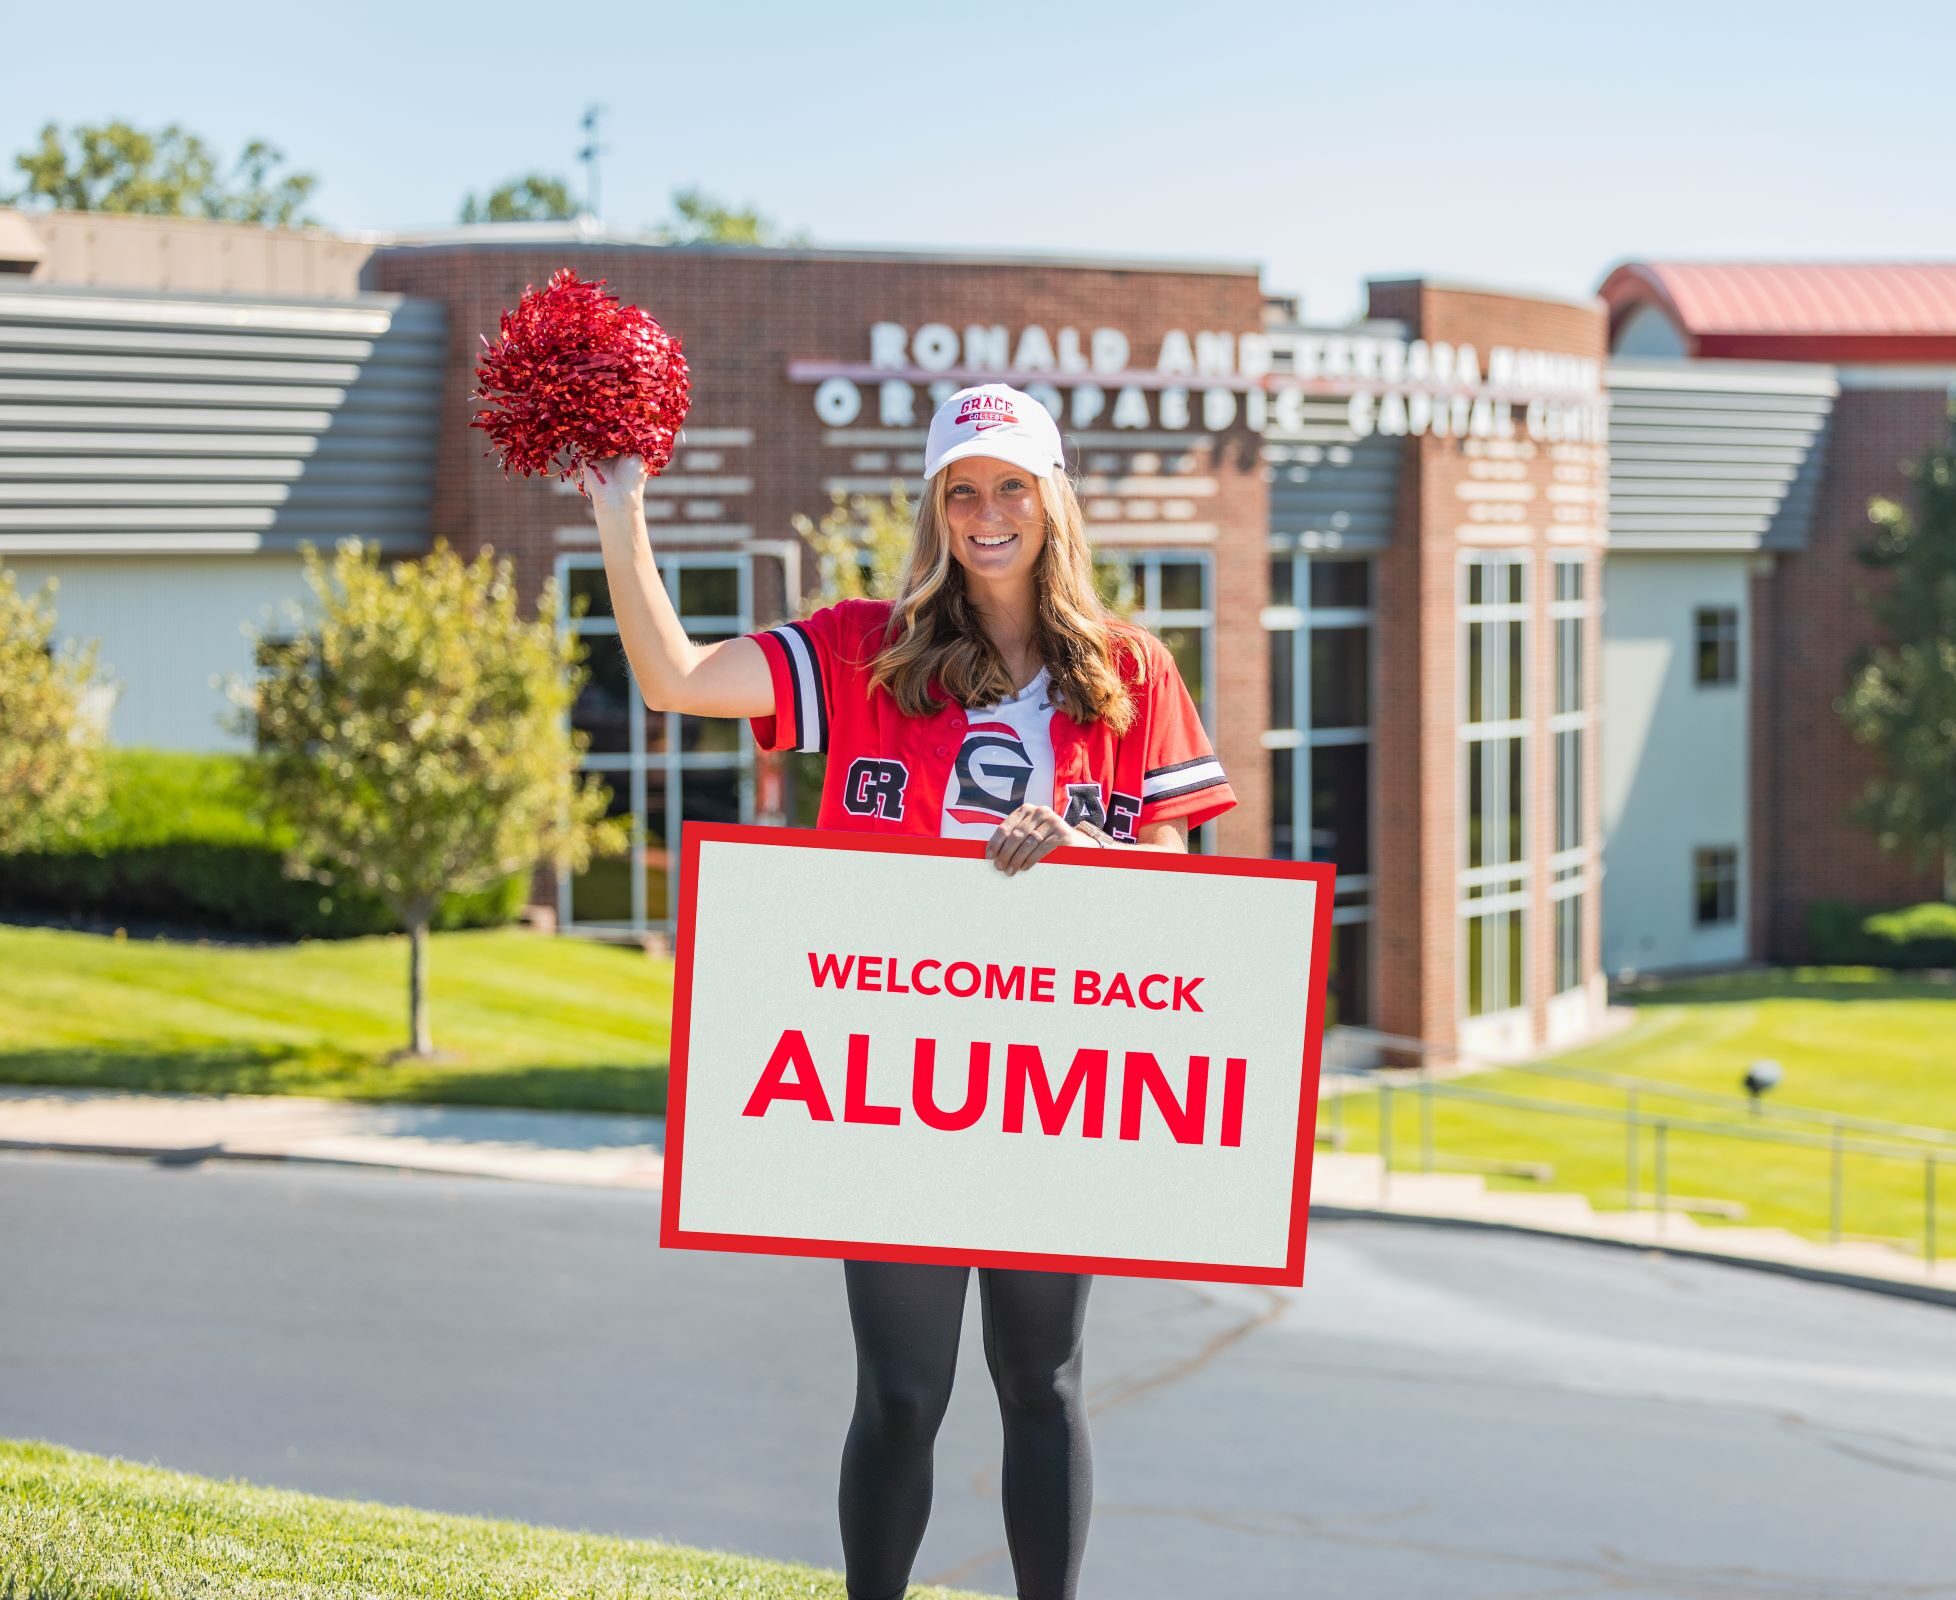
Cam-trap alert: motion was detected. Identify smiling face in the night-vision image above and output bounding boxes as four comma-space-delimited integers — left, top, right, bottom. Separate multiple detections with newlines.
940, 455, 1049, 595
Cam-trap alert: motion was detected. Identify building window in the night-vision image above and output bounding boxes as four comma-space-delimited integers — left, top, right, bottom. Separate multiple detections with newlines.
1548, 554, 1592, 1002
1096, 550, 1216, 852
1694, 846, 1739, 927
1310, 559, 1370, 610
1325, 917, 1371, 1032
559, 552, 753, 930
1695, 606, 1739, 686
1550, 557, 1589, 860
1309, 742, 1371, 873
1465, 906, 1525, 1016
1310, 625, 1370, 729
1266, 551, 1373, 1024
1555, 728, 1582, 855
1555, 610, 1582, 715
1465, 733, 1524, 871
1462, 553, 1529, 1019
1554, 891, 1583, 994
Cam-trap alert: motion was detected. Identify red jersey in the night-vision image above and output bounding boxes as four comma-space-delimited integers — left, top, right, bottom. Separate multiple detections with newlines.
745, 598, 1235, 842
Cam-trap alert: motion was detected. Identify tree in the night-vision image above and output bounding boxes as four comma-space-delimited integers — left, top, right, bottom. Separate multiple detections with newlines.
0, 565, 108, 854
795, 482, 917, 607
3, 119, 320, 226
459, 173, 579, 224
222, 538, 629, 1058
655, 186, 807, 246
1836, 397, 1956, 900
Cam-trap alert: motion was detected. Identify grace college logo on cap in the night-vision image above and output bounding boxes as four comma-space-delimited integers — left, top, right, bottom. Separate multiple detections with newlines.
957, 392, 1019, 432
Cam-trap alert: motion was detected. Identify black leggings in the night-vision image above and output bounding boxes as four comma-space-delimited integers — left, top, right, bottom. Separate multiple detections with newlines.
838, 1258, 1094, 1600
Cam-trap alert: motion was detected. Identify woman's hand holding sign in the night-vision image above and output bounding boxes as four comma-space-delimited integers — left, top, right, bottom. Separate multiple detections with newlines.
985, 802, 1095, 876
987, 804, 1191, 873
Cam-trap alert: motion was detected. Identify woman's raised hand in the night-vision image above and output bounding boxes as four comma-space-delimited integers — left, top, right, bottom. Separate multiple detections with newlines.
581, 454, 650, 516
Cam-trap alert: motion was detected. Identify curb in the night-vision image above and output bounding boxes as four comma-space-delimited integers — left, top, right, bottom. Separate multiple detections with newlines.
9, 1135, 1949, 1310
1311, 1203, 1956, 1312
0, 1137, 543, 1185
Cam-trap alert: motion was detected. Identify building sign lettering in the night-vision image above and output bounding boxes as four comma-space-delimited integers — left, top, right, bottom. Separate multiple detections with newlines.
792, 324, 1605, 443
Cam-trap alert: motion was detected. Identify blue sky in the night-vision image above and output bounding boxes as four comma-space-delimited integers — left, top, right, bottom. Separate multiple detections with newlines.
5, 0, 1950, 323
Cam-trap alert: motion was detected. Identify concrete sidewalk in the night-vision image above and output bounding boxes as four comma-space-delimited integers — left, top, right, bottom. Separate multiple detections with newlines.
4, 1085, 1951, 1306
1308, 1149, 1956, 1307
0, 1086, 665, 1189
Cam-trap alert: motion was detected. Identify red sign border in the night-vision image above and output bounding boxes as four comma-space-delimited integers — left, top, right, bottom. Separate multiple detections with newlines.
659, 821, 1337, 1288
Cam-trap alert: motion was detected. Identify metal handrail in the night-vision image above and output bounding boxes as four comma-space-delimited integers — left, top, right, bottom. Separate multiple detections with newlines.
1491, 1060, 1956, 1150
1400, 1080, 1939, 1161
1329, 1024, 1956, 1150
1341, 1075, 1943, 1274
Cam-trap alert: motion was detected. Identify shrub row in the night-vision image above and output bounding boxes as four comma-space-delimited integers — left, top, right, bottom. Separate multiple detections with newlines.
0, 748, 528, 940
1807, 898, 1956, 969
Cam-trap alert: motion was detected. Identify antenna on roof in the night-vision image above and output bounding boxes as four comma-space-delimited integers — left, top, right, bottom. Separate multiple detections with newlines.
578, 105, 608, 226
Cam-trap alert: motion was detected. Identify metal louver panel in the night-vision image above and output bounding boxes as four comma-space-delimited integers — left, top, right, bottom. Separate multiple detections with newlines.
1605, 357, 1836, 552
1262, 395, 1404, 553
0, 282, 445, 555
1260, 323, 1408, 553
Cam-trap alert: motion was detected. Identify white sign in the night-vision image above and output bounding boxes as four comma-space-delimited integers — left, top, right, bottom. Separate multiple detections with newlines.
661, 823, 1335, 1286
790, 323, 1605, 439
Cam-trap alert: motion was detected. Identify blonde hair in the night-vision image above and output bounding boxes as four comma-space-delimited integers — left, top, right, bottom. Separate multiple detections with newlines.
866, 469, 1142, 733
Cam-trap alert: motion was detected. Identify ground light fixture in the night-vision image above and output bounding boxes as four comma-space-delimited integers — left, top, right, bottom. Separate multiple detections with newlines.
1744, 1058, 1783, 1116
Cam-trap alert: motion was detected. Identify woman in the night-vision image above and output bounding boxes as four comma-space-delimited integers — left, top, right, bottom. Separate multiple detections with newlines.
583, 383, 1234, 1600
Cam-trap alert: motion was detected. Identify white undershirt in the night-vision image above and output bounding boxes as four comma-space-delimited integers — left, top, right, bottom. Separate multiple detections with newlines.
939, 666, 1058, 839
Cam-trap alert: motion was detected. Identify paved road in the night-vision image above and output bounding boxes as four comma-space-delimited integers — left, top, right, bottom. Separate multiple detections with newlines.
4, 1151, 1954, 1599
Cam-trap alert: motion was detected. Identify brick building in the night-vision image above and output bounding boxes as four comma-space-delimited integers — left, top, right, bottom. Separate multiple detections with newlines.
1597, 263, 1955, 970
359, 235, 1611, 1059
4, 207, 1946, 1061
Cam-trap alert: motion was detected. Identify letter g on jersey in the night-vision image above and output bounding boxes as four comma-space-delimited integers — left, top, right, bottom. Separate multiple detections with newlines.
843, 758, 910, 820
947, 722, 1034, 826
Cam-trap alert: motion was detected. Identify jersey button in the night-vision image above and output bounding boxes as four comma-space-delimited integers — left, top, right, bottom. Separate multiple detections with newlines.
934, 743, 948, 757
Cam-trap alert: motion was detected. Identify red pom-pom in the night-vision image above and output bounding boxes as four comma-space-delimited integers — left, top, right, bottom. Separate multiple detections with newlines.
468, 268, 692, 491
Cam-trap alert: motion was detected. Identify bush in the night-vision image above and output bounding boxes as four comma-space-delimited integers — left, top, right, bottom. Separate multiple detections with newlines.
1807, 898, 1956, 969
1863, 902, 1956, 966
0, 748, 529, 940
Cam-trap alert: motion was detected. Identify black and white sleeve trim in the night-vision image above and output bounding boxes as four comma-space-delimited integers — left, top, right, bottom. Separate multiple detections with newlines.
766, 621, 829, 753
1142, 754, 1228, 803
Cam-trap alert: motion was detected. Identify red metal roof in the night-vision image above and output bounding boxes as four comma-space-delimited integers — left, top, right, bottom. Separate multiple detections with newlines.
1597, 261, 1956, 362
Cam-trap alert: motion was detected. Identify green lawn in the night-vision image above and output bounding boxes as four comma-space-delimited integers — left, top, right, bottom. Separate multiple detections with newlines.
0, 1438, 999, 1600
7, 922, 1952, 1252
1327, 967, 1956, 1252
0, 924, 673, 1115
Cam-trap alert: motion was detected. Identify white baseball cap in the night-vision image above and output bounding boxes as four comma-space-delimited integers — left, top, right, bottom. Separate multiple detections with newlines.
923, 383, 1065, 481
